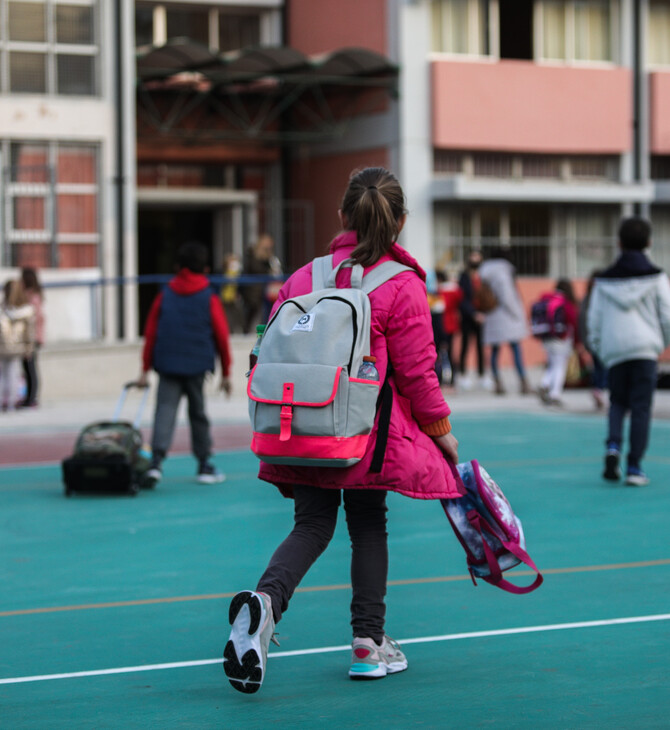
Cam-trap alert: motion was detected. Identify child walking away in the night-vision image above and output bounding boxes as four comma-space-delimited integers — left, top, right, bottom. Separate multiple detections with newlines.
0, 279, 35, 411
533, 278, 580, 407
18, 267, 44, 408
224, 167, 460, 694
138, 241, 232, 485
587, 217, 670, 486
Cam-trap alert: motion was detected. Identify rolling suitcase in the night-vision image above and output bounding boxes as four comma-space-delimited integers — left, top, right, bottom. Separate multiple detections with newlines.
62, 382, 151, 497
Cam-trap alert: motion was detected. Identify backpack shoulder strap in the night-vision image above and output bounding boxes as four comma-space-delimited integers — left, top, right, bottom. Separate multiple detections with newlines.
311, 255, 334, 291
313, 255, 365, 290
361, 261, 415, 294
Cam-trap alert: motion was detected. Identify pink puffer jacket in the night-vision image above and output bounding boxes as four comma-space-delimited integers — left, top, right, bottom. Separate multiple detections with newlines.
257, 231, 462, 501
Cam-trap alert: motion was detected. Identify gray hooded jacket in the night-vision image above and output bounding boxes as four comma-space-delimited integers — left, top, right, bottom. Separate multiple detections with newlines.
587, 252, 670, 368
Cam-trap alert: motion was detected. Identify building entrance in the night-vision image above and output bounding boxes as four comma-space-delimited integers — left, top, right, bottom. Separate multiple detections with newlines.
137, 208, 214, 332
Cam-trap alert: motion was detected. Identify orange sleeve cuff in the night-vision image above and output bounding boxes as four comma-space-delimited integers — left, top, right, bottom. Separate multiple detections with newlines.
420, 416, 452, 437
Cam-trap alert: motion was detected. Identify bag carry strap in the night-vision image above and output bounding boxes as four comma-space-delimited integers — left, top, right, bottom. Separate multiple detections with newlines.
468, 511, 543, 595
312, 255, 412, 293
312, 255, 365, 290
369, 376, 393, 473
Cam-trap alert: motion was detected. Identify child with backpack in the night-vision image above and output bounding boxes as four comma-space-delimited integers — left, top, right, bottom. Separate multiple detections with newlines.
532, 278, 579, 407
137, 241, 232, 485
224, 167, 461, 694
0, 279, 35, 411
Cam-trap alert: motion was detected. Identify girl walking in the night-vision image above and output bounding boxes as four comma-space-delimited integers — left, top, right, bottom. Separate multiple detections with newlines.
224, 167, 461, 694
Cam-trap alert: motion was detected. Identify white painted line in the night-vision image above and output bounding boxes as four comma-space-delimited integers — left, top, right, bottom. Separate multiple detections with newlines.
2, 612, 670, 686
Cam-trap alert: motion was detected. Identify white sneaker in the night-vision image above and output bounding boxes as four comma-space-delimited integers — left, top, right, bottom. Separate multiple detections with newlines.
348, 635, 408, 680
197, 461, 225, 484
479, 374, 495, 391
625, 468, 650, 487
224, 591, 279, 694
458, 375, 473, 391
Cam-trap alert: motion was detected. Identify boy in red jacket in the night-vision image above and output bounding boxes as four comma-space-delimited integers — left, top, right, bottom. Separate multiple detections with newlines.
138, 241, 232, 485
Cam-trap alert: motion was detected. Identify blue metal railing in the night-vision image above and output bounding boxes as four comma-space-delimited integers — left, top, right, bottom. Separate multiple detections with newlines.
41, 274, 287, 340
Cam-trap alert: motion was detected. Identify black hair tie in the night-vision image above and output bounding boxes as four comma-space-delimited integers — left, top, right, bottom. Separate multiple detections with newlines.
367, 185, 377, 191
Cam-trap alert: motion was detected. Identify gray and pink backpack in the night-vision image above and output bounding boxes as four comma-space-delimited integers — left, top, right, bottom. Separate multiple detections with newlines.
247, 255, 412, 467
442, 460, 543, 594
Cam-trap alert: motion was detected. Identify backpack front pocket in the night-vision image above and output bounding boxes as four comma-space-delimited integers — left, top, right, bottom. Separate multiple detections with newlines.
248, 363, 378, 466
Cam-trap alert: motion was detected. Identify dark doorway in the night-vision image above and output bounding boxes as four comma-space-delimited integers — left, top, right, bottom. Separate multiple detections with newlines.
137, 208, 214, 333
499, 0, 533, 60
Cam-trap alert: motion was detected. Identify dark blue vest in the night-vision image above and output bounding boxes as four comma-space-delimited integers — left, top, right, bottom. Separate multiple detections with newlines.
153, 287, 215, 376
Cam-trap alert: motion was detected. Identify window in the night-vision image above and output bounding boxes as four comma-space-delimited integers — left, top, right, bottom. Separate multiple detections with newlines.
574, 207, 617, 275
651, 156, 670, 180
431, 0, 490, 55
538, 0, 614, 63
166, 7, 209, 46
219, 11, 261, 53
0, 0, 99, 95
2, 141, 100, 268
649, 1, 670, 67
499, 0, 534, 60
135, 3, 267, 51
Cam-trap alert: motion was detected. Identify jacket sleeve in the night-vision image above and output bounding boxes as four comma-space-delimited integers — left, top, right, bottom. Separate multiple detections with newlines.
386, 276, 451, 433
586, 285, 602, 356
658, 274, 670, 349
210, 294, 232, 378
142, 293, 162, 372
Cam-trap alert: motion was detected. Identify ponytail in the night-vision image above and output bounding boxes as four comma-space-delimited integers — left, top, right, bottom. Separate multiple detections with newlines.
340, 167, 407, 267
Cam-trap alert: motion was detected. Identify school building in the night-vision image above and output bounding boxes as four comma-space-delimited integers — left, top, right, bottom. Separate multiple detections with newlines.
1, 0, 670, 345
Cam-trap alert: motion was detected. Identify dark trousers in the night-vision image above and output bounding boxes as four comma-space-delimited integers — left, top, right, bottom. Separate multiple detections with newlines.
22, 351, 39, 405
459, 317, 484, 376
151, 373, 211, 463
607, 359, 657, 468
257, 486, 388, 644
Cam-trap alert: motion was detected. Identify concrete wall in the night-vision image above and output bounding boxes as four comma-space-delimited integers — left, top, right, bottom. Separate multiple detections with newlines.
649, 71, 670, 153
432, 60, 632, 153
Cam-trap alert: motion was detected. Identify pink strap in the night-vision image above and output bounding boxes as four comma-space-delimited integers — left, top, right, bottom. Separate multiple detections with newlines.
468, 511, 543, 595
279, 383, 294, 442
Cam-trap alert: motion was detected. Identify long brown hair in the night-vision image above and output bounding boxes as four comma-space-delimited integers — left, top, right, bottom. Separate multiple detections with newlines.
340, 167, 407, 267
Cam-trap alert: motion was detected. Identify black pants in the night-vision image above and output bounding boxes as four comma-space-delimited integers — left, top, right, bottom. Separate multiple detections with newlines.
459, 316, 484, 376
257, 486, 388, 643
607, 359, 657, 468
22, 351, 39, 405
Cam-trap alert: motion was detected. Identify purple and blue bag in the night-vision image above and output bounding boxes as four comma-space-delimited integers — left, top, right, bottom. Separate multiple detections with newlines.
442, 460, 543, 594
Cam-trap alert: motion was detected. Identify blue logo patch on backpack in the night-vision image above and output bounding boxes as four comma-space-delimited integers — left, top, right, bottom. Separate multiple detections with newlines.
531, 293, 567, 339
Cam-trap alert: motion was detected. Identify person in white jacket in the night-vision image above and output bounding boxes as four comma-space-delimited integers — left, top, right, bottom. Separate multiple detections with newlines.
0, 279, 36, 411
587, 217, 670, 486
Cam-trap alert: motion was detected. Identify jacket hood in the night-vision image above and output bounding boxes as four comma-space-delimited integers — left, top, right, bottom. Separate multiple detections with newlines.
597, 275, 662, 312
169, 268, 212, 295
329, 231, 427, 282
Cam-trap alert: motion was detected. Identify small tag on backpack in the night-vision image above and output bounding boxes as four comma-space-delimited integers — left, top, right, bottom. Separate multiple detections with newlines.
292, 313, 315, 332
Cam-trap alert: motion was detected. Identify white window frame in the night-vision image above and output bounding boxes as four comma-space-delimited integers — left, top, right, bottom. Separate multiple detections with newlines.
534, 0, 619, 67
429, 0, 498, 60
0, 0, 99, 96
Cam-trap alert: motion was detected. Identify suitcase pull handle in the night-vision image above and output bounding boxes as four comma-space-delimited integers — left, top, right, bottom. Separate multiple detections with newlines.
114, 382, 151, 428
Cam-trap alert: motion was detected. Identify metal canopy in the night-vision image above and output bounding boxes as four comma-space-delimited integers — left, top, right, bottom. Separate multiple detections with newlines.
136, 39, 399, 145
